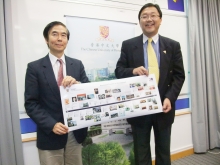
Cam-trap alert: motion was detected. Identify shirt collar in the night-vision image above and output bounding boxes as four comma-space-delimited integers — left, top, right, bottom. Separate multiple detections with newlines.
49, 52, 66, 66
143, 33, 159, 44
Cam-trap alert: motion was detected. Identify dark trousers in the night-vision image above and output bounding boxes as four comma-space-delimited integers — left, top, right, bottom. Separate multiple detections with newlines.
132, 114, 172, 165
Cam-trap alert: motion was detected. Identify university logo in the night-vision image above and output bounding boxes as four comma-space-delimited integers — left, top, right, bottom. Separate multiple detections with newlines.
99, 26, 109, 38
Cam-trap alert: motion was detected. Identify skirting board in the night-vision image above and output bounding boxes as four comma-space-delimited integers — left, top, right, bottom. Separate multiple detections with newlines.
152, 148, 194, 165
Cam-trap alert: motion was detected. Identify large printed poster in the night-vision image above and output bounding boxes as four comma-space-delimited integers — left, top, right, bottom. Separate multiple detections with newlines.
60, 75, 162, 131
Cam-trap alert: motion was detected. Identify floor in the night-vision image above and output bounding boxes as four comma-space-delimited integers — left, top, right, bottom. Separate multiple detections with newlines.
172, 148, 220, 165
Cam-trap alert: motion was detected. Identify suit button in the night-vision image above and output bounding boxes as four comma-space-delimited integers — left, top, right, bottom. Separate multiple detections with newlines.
168, 85, 170, 87
170, 70, 172, 73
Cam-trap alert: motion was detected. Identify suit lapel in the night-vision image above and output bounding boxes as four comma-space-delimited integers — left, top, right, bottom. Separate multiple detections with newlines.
65, 56, 75, 77
133, 35, 145, 67
159, 35, 170, 87
42, 55, 60, 100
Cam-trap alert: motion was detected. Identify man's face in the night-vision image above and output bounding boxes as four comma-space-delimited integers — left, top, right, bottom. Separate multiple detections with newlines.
139, 7, 162, 38
45, 25, 68, 57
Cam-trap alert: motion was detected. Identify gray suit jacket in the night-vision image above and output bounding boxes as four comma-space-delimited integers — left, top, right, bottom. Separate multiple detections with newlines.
25, 54, 89, 150
115, 34, 185, 129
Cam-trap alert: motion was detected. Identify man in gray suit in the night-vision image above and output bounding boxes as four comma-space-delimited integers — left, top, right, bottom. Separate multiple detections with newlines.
25, 21, 89, 165
115, 3, 185, 165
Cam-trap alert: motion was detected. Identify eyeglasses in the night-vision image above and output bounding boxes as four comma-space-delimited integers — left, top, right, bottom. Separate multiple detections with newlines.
140, 14, 160, 20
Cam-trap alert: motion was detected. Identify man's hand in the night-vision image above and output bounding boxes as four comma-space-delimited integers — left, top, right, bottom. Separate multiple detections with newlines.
163, 98, 172, 113
62, 76, 80, 88
52, 122, 68, 135
133, 66, 148, 76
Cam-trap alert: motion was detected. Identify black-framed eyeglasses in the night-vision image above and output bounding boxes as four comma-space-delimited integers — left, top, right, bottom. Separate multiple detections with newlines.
140, 14, 160, 20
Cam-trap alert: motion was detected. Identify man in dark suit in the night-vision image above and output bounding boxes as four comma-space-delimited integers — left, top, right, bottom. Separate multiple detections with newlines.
115, 3, 185, 165
25, 21, 89, 165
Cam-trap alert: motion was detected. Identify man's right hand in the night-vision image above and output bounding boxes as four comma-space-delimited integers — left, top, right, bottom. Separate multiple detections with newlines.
52, 122, 68, 135
133, 66, 148, 76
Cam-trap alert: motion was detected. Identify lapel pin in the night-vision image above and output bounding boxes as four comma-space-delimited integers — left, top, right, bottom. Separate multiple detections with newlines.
163, 50, 166, 54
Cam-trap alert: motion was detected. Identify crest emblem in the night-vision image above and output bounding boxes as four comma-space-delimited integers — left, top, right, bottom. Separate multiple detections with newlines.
99, 26, 109, 38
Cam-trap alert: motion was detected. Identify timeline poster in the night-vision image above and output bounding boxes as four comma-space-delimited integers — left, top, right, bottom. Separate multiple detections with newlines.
60, 75, 162, 131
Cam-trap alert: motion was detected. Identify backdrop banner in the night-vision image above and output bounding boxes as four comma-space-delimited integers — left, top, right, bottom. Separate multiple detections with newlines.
66, 16, 136, 82
66, 16, 138, 164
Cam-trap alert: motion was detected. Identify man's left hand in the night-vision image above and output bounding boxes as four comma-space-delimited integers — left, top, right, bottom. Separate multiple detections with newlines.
62, 76, 80, 88
163, 98, 172, 113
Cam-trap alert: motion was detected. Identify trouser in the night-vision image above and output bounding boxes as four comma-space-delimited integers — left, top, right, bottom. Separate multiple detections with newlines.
132, 114, 172, 165
38, 133, 83, 165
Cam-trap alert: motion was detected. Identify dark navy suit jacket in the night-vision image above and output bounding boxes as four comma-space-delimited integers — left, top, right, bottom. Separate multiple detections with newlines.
115, 35, 185, 129
25, 55, 89, 150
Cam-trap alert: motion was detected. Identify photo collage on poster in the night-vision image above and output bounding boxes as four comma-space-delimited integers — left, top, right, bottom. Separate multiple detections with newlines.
60, 75, 162, 131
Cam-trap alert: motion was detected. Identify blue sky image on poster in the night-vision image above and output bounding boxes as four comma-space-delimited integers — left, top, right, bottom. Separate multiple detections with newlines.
66, 16, 135, 82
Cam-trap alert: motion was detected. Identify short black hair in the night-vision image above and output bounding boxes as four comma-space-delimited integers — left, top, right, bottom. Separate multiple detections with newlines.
43, 21, 70, 41
138, 3, 162, 21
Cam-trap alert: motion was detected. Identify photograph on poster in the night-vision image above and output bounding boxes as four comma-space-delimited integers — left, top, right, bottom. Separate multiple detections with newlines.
126, 94, 134, 99
72, 97, 77, 102
138, 86, 144, 91
110, 113, 118, 118
106, 94, 112, 98
117, 96, 121, 101
87, 94, 95, 99
105, 112, 109, 117
67, 117, 77, 127
98, 94, 105, 100
94, 114, 101, 122
152, 98, 158, 104
94, 88, 99, 94
77, 94, 86, 101
141, 106, 147, 110
149, 85, 155, 90
110, 105, 117, 111
112, 89, 121, 93
146, 91, 151, 95
93, 106, 102, 113
129, 83, 135, 88
65, 98, 70, 105
135, 83, 141, 87
105, 89, 111, 93
85, 115, 94, 120
154, 106, 159, 110
140, 99, 146, 103
133, 104, 139, 109
78, 102, 87, 108
118, 103, 124, 108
